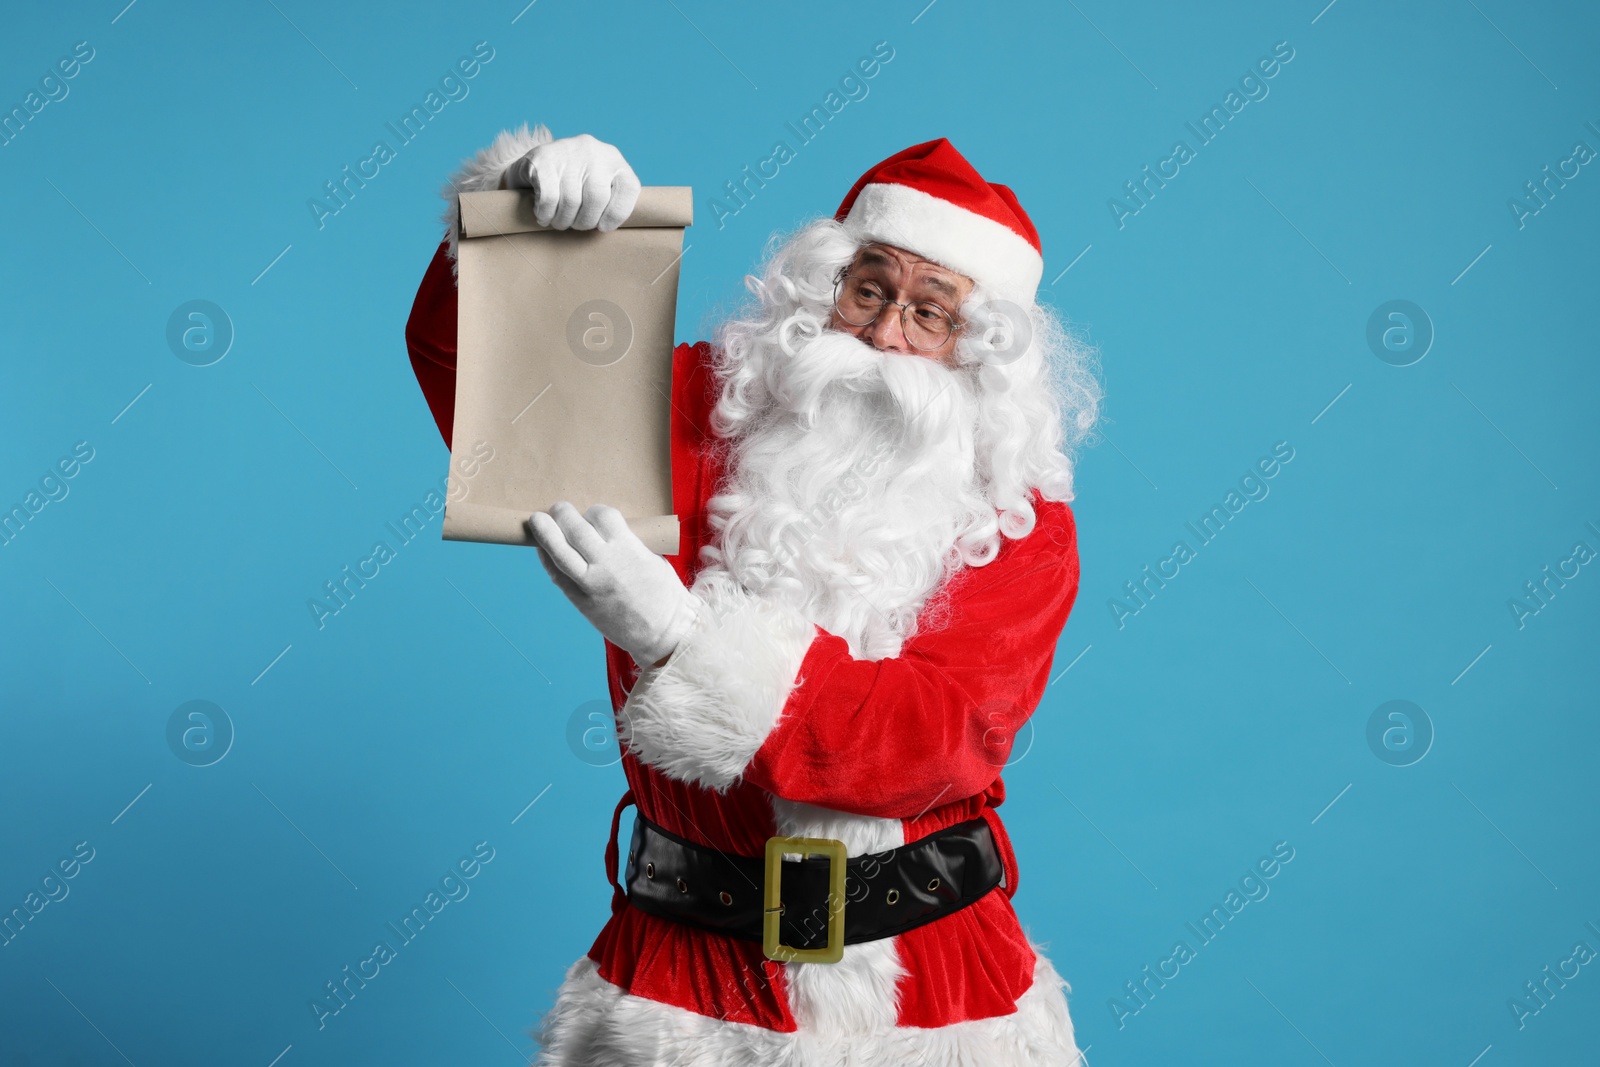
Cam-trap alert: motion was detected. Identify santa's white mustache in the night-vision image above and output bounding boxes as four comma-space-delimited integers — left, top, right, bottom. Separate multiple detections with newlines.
770, 316, 972, 450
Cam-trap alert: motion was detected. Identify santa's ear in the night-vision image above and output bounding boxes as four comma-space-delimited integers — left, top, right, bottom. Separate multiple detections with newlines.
439, 123, 554, 270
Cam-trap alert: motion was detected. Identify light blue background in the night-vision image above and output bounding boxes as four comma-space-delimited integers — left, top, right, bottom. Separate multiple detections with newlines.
2, 1, 1596, 1064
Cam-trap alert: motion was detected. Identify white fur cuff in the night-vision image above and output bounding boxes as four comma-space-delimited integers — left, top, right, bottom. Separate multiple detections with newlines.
617, 570, 816, 791
439, 122, 553, 266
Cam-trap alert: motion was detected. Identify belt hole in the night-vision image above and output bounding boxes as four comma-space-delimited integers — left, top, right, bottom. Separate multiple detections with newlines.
719, 890, 733, 906
927, 877, 941, 891
645, 863, 655, 879
886, 888, 900, 905
676, 878, 689, 894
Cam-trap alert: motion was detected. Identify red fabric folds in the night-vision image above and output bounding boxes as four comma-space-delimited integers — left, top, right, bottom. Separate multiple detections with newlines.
741, 502, 1078, 819
588, 898, 798, 1031
893, 889, 1036, 1028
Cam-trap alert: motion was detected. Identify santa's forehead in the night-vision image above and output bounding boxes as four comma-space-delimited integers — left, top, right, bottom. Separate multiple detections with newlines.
853, 242, 972, 287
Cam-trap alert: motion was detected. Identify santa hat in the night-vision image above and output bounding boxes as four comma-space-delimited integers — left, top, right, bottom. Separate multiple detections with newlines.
834, 138, 1043, 308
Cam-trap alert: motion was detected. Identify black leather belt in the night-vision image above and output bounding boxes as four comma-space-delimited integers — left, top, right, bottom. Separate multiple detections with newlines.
622, 812, 1004, 963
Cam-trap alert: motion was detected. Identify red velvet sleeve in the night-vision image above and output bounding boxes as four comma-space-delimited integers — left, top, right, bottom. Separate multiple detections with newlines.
742, 500, 1081, 818
405, 240, 460, 449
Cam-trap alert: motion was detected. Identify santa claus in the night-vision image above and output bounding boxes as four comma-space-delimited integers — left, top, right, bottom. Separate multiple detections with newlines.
405, 124, 1102, 1065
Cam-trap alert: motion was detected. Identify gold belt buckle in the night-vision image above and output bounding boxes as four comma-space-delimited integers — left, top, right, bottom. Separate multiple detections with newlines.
762, 835, 846, 964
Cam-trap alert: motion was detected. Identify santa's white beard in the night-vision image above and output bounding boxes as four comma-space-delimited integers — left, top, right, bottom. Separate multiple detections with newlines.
700, 325, 996, 661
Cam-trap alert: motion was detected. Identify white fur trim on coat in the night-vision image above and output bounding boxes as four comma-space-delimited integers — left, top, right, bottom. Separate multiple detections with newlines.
532, 946, 1082, 1065
617, 568, 816, 791
439, 122, 552, 267
841, 181, 1044, 307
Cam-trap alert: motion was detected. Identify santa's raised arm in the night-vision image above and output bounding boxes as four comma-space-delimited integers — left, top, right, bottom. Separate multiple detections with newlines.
405, 123, 1102, 1065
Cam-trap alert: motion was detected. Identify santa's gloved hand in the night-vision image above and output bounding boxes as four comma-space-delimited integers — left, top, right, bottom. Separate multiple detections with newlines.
527, 501, 701, 668
499, 133, 642, 232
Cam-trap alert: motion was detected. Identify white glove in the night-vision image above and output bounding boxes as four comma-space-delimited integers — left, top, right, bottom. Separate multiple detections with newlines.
500, 133, 642, 232
527, 501, 701, 667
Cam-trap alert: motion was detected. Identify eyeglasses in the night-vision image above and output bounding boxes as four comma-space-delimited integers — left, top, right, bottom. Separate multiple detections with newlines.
832, 270, 964, 352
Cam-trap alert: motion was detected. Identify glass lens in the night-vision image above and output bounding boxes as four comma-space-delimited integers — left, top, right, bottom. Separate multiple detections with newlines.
836, 275, 885, 325
904, 303, 953, 349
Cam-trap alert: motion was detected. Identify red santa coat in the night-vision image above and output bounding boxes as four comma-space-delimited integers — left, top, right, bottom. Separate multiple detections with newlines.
408, 231, 1084, 1060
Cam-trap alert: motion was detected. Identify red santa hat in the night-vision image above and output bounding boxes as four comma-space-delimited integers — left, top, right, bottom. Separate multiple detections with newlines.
834, 138, 1043, 308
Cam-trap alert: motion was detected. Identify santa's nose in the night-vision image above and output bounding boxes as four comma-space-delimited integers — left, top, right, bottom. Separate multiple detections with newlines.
863, 308, 908, 353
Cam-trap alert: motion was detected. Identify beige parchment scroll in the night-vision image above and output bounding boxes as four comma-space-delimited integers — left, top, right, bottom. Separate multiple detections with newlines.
444, 186, 692, 555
